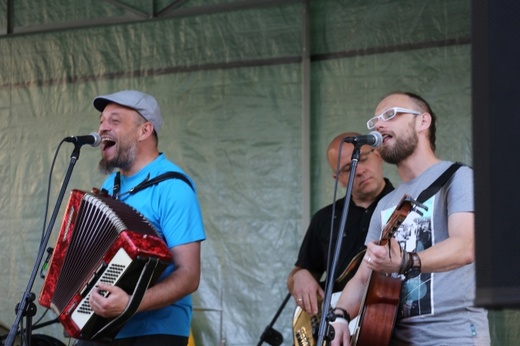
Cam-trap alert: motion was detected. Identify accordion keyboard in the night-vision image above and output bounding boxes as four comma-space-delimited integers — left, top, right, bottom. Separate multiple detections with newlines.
71, 248, 132, 330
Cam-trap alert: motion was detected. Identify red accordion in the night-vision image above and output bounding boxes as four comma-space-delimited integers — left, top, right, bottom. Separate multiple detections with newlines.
38, 189, 173, 342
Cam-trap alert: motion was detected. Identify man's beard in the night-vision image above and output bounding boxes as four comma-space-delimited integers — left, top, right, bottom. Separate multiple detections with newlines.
380, 124, 418, 165
98, 139, 138, 175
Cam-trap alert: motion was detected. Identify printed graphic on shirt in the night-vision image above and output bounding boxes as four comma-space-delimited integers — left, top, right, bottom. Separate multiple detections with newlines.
380, 196, 435, 318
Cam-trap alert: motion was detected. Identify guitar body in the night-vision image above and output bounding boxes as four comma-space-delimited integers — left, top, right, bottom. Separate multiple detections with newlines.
292, 294, 326, 346
292, 250, 365, 346
351, 273, 402, 345
293, 292, 358, 346
350, 194, 423, 346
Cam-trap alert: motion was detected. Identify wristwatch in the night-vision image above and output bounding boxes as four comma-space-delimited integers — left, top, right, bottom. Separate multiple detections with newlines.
406, 252, 422, 279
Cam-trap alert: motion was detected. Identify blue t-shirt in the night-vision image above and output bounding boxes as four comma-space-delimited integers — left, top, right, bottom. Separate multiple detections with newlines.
100, 153, 206, 338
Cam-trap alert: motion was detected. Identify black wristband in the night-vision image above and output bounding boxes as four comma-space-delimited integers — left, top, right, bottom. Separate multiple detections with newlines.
332, 307, 351, 323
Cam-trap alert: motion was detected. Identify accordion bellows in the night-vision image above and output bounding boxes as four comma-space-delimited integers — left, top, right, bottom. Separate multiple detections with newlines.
39, 189, 173, 341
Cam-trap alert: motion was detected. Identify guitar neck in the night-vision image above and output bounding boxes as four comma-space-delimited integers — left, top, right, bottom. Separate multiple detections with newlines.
378, 195, 416, 244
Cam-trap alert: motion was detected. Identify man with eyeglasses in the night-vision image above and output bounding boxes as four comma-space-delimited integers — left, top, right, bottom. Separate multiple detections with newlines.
287, 132, 393, 319
330, 92, 490, 345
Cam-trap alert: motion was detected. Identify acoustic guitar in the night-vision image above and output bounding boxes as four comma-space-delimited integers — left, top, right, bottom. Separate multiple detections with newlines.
350, 194, 424, 346
292, 250, 365, 346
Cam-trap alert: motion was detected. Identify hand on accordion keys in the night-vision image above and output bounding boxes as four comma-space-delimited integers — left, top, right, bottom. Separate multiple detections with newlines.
89, 283, 131, 318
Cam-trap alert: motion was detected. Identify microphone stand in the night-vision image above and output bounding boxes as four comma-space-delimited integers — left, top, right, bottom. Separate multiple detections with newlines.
315, 142, 362, 346
256, 292, 290, 346
0, 318, 60, 344
4, 144, 83, 346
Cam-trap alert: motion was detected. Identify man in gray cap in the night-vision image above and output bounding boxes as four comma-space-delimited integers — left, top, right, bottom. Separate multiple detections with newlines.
79, 90, 205, 346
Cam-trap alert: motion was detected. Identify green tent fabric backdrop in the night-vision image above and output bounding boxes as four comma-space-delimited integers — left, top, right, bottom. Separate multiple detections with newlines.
0, 1, 517, 345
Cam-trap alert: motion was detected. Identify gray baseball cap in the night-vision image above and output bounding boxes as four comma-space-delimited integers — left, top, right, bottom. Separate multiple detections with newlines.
93, 90, 163, 134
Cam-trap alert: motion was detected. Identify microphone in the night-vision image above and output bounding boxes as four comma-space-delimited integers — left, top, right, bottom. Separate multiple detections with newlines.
63, 132, 101, 147
343, 131, 383, 148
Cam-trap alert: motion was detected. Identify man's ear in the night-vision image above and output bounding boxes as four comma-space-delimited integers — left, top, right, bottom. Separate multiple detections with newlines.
417, 112, 432, 132
139, 122, 154, 141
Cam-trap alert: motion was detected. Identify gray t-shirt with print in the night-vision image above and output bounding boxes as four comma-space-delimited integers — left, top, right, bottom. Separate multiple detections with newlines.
366, 161, 490, 345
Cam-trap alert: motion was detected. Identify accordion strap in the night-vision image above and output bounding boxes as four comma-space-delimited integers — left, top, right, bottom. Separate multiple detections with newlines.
91, 257, 162, 341
113, 171, 194, 199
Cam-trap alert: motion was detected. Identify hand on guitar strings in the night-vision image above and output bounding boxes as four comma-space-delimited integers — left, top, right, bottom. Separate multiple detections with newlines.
364, 238, 403, 274
291, 268, 324, 315
90, 283, 130, 318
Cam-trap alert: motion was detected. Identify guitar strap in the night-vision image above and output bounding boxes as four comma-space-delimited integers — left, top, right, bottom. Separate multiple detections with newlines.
415, 162, 463, 204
